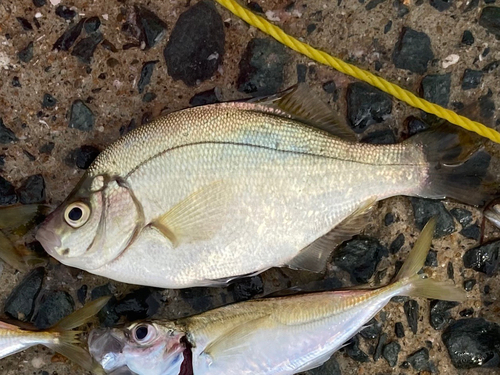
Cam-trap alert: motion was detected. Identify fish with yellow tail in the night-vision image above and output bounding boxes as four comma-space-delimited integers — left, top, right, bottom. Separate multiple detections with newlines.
0, 296, 109, 374
37, 85, 494, 288
88, 219, 465, 375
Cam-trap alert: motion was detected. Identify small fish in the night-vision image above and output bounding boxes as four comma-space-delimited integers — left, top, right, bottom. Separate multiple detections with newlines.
36, 85, 493, 288
0, 204, 49, 271
88, 219, 465, 375
484, 200, 500, 228
0, 296, 109, 374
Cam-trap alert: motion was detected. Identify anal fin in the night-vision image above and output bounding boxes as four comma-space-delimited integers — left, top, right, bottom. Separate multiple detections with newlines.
287, 198, 377, 272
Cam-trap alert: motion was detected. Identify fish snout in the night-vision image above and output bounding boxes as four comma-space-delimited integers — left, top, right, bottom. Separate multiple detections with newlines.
89, 328, 127, 372
35, 225, 62, 256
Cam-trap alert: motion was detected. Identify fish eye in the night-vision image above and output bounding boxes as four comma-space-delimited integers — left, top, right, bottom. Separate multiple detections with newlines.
132, 324, 156, 344
64, 202, 90, 228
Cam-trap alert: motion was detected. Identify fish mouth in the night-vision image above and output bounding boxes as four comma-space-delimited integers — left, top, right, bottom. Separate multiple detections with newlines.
35, 225, 62, 256
89, 328, 127, 372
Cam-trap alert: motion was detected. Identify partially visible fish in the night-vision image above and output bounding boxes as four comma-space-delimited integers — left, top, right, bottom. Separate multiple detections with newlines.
484, 200, 500, 228
36, 85, 494, 288
88, 219, 466, 375
0, 204, 50, 271
0, 296, 110, 374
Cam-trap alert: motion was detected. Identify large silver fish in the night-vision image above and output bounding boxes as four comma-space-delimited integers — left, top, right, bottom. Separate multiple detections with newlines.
88, 219, 465, 375
0, 296, 109, 373
36, 85, 491, 288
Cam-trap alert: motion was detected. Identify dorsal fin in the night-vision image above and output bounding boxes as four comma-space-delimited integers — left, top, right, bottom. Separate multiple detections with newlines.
250, 84, 357, 142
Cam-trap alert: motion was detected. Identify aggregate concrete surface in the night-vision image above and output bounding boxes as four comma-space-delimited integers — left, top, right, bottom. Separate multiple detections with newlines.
0, 0, 499, 374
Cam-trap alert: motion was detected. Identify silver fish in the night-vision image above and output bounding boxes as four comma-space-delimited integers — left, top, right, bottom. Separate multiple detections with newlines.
36, 85, 492, 288
0, 296, 109, 373
88, 219, 465, 375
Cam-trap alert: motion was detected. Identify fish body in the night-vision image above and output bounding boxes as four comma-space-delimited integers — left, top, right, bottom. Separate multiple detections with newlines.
88, 219, 466, 375
36, 86, 491, 288
0, 297, 109, 373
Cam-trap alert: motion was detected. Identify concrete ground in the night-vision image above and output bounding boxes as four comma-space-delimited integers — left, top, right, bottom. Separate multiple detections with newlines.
0, 0, 499, 374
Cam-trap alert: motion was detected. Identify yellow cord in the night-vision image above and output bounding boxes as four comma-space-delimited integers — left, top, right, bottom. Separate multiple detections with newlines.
215, 0, 500, 143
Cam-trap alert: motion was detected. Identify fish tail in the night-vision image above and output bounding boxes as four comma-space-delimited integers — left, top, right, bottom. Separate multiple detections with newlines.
410, 126, 496, 206
394, 218, 466, 302
46, 296, 110, 374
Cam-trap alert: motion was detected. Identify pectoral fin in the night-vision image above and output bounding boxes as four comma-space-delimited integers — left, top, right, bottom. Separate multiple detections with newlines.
151, 181, 233, 247
287, 198, 377, 272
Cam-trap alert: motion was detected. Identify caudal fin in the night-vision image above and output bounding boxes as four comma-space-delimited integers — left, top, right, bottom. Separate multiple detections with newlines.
409, 126, 496, 207
47, 297, 110, 374
395, 218, 466, 302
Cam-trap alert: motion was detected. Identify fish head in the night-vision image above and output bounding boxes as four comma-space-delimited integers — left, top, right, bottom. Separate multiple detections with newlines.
36, 174, 140, 270
89, 322, 188, 375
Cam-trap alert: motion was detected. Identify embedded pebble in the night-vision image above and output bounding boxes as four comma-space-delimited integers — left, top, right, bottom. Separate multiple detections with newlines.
374, 333, 387, 361
237, 38, 288, 96
361, 129, 396, 144
395, 322, 405, 338
407, 347, 431, 371
4, 267, 45, 321
0, 176, 18, 206
332, 236, 388, 284
138, 61, 158, 94
393, 27, 434, 74
164, 0, 224, 86
53, 19, 85, 51
360, 318, 382, 339
421, 73, 451, 107
113, 287, 162, 321
463, 279, 476, 291
410, 198, 455, 238
461, 30, 475, 45
460, 223, 480, 241
306, 356, 341, 375
68, 100, 95, 131
0, 118, 17, 144
479, 7, 500, 38
442, 318, 500, 368
34, 291, 75, 329
18, 41, 34, 63
424, 250, 438, 267
345, 335, 370, 362
462, 69, 483, 90
450, 208, 473, 227
346, 82, 392, 133
42, 93, 57, 108
55, 5, 77, 20
84, 16, 101, 34
430, 0, 452, 11
228, 275, 264, 302
17, 174, 45, 204
429, 300, 459, 330
189, 88, 221, 107
404, 299, 419, 334
71, 32, 103, 64
65, 145, 100, 169
134, 5, 168, 49
383, 341, 400, 367
463, 241, 499, 276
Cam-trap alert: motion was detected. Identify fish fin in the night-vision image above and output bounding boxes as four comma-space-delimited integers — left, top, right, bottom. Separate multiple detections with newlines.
151, 181, 233, 247
202, 316, 270, 360
409, 126, 496, 206
46, 340, 105, 374
294, 350, 335, 372
0, 321, 21, 330
252, 84, 357, 142
51, 296, 111, 331
286, 198, 376, 272
395, 218, 466, 302
0, 204, 51, 234
0, 230, 28, 272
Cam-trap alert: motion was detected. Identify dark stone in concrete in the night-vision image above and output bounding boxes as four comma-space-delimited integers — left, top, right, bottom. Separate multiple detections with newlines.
483, 60, 499, 73
393, 27, 434, 74
383, 341, 401, 367
374, 333, 387, 361
55, 5, 77, 20
114, 287, 162, 321
307, 355, 341, 375
345, 335, 370, 362
71, 32, 103, 64
53, 19, 85, 51
479, 90, 495, 119
228, 275, 264, 302
237, 38, 288, 96
138, 61, 158, 94
11, 76, 21, 87
297, 64, 307, 83
463, 279, 476, 291
430, 299, 459, 330
390, 233, 404, 254
77, 284, 88, 304
360, 318, 382, 339
180, 287, 214, 313
362, 129, 396, 144
407, 347, 431, 371
69, 100, 95, 131
0, 118, 17, 144
366, 0, 387, 10
425, 250, 438, 267
430, 0, 452, 11
17, 17, 33, 31
346, 82, 392, 133
404, 299, 419, 334
421, 73, 451, 107
395, 321, 405, 338
164, 0, 224, 86
135, 6, 167, 49
410, 198, 455, 238
142, 92, 157, 102
65, 145, 100, 169
4, 267, 44, 321
189, 88, 220, 107
84, 16, 101, 34
442, 318, 500, 368
463, 241, 499, 276
447, 261, 454, 280
461, 30, 474, 45
0, 176, 17, 205
33, 0, 46, 7
332, 236, 389, 284
34, 291, 75, 329
18, 41, 34, 63
42, 93, 57, 108
450, 208, 473, 227
462, 69, 483, 90
479, 7, 500, 38
404, 116, 430, 138
460, 223, 480, 241
17, 174, 45, 204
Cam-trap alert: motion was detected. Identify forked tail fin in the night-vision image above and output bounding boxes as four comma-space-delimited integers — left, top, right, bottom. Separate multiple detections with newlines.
395, 218, 466, 302
408, 126, 497, 207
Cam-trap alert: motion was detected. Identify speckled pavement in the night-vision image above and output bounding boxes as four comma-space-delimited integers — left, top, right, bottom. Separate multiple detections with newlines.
0, 0, 499, 374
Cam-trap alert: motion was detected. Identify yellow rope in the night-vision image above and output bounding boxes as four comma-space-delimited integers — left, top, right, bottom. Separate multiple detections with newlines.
215, 0, 500, 143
